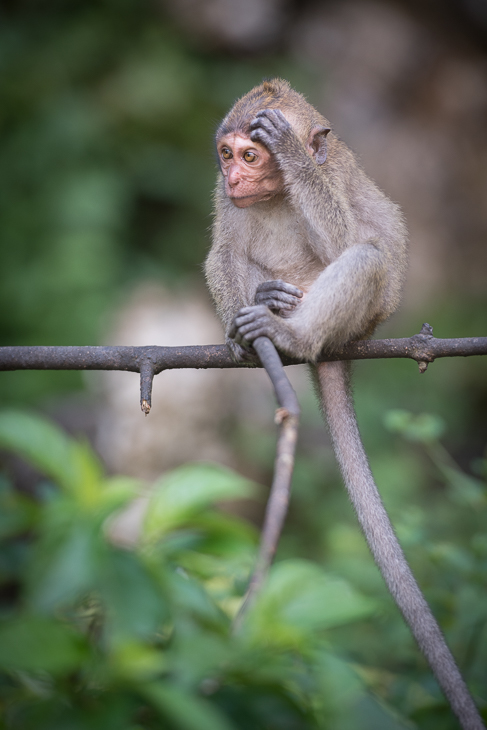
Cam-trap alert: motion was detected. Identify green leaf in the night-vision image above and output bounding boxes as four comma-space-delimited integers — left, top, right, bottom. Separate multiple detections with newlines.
98, 549, 167, 643
143, 682, 237, 730
384, 410, 446, 443
109, 640, 167, 681
0, 410, 104, 501
247, 560, 376, 646
436, 463, 486, 507
27, 520, 100, 610
0, 615, 85, 673
69, 440, 106, 506
315, 653, 412, 728
186, 511, 257, 557
144, 463, 257, 539
99, 475, 141, 513
0, 479, 36, 538
0, 409, 80, 491
168, 569, 224, 626
168, 631, 230, 687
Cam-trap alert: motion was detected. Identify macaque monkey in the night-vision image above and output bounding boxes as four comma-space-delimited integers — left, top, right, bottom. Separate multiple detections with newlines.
205, 79, 484, 729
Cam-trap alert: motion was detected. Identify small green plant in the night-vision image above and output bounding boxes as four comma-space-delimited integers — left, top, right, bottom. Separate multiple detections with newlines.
385, 409, 486, 508
0, 410, 411, 729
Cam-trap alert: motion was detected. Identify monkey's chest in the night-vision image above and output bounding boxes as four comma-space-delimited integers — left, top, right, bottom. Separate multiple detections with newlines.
247, 207, 324, 291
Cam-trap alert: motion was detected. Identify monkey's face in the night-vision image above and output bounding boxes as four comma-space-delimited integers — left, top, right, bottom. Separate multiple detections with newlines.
217, 133, 284, 208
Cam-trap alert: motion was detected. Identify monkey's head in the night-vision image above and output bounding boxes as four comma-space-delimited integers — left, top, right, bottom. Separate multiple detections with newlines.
216, 79, 330, 208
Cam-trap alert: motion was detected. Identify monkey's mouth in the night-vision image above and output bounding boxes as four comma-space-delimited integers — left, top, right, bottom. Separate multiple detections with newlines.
229, 191, 274, 208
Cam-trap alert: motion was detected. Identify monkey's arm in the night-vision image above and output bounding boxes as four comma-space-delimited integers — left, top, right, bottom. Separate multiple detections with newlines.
250, 110, 353, 257
231, 242, 385, 361
205, 203, 263, 361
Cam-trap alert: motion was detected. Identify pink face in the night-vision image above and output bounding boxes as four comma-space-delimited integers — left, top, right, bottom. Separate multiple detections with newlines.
217, 133, 284, 208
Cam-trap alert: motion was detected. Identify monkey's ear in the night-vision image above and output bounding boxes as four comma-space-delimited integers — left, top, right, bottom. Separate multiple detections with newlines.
307, 126, 331, 164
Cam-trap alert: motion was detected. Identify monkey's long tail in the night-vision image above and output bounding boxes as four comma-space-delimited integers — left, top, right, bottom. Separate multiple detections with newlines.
317, 360, 485, 730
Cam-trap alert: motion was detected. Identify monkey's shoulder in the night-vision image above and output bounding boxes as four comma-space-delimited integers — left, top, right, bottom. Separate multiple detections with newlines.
329, 143, 404, 218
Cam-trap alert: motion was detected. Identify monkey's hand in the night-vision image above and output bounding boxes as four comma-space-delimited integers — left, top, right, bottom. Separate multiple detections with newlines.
250, 109, 300, 157
230, 305, 283, 349
254, 280, 303, 318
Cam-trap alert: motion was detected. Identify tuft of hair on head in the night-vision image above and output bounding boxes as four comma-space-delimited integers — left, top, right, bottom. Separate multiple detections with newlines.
260, 78, 292, 95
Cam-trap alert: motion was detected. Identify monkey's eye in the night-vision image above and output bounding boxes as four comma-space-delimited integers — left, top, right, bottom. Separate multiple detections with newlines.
243, 151, 257, 163
221, 148, 232, 160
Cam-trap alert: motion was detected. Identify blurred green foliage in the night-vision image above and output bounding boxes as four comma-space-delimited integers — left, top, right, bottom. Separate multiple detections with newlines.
0, 410, 486, 728
0, 409, 425, 730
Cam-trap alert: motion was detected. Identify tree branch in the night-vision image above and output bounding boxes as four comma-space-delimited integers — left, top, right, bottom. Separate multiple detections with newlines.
0, 325, 486, 410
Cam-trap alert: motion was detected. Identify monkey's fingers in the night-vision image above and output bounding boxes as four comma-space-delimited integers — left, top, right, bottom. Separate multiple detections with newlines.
231, 307, 275, 344
232, 321, 258, 344
229, 308, 253, 339
253, 109, 291, 132
256, 288, 302, 306
250, 110, 293, 151
255, 281, 303, 312
256, 280, 304, 297
235, 323, 273, 345
255, 297, 297, 311
231, 305, 267, 327
255, 294, 301, 311
250, 114, 276, 135
250, 126, 275, 151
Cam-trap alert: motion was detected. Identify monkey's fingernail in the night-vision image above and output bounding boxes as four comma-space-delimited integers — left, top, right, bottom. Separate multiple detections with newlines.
141, 399, 151, 415
418, 361, 428, 374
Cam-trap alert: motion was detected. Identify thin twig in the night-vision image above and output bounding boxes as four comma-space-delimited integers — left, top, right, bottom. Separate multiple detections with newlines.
233, 337, 300, 630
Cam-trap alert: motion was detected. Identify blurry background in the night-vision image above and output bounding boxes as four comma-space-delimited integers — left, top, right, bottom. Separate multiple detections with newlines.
1, 0, 487, 720
1, 0, 486, 429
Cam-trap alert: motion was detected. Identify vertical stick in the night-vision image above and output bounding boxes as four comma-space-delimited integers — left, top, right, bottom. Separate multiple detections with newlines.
234, 336, 300, 628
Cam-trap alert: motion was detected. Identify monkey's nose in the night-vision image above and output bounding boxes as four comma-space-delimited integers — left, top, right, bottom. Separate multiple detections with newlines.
227, 166, 240, 187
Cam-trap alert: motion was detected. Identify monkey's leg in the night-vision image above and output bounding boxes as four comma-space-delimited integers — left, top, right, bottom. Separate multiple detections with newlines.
317, 359, 484, 730
233, 336, 300, 629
